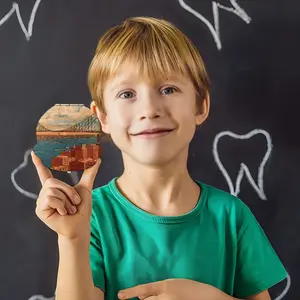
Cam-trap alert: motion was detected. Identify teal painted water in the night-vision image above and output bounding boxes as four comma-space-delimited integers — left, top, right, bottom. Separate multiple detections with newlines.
33, 137, 98, 167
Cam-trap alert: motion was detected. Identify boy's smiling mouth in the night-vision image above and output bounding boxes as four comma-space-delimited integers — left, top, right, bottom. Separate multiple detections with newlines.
131, 127, 175, 138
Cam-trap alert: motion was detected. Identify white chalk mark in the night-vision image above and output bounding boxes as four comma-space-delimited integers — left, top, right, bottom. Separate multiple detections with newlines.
274, 273, 291, 300
28, 295, 55, 300
213, 129, 272, 200
178, 0, 251, 50
0, 0, 42, 41
69, 171, 79, 185
11, 149, 38, 199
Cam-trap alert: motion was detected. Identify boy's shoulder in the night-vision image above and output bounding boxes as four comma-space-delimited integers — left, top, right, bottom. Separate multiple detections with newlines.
198, 180, 258, 235
198, 180, 248, 212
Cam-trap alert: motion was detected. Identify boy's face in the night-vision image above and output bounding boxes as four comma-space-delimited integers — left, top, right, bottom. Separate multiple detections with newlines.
91, 62, 209, 166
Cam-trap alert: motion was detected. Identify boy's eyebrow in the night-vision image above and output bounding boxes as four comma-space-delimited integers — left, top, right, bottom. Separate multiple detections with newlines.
165, 75, 188, 85
109, 75, 188, 92
109, 80, 133, 92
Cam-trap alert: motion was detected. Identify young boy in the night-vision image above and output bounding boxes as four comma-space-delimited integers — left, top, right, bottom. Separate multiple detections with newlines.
32, 17, 287, 300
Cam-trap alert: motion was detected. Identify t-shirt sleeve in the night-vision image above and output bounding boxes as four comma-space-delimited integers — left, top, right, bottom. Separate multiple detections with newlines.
90, 209, 105, 292
233, 200, 288, 298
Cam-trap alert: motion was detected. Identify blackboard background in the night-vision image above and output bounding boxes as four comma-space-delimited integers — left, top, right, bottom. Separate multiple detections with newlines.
0, 1, 299, 299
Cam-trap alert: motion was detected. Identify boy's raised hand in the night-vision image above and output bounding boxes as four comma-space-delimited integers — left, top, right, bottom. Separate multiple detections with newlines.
118, 279, 232, 300
31, 151, 101, 240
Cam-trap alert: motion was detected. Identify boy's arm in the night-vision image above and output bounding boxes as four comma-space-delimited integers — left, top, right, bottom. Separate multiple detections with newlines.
218, 287, 270, 300
94, 287, 104, 300
245, 290, 271, 300
221, 289, 271, 300
55, 236, 103, 300
221, 289, 270, 300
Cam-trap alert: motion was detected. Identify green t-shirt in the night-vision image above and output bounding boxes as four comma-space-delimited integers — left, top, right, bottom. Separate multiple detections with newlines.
90, 178, 287, 300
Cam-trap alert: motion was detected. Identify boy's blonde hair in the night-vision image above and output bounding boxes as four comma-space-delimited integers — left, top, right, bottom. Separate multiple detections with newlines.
87, 16, 210, 113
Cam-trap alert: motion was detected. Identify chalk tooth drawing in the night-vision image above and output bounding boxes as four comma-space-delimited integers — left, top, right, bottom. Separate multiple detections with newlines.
11, 148, 80, 199
0, 0, 42, 40
213, 130, 292, 298
178, 0, 251, 50
213, 129, 272, 200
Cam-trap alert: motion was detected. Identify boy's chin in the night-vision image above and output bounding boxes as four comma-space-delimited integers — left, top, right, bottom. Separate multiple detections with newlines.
132, 152, 180, 167
121, 144, 188, 167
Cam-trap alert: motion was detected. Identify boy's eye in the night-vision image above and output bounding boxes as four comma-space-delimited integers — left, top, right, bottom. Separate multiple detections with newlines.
118, 87, 177, 99
161, 87, 177, 95
119, 91, 134, 99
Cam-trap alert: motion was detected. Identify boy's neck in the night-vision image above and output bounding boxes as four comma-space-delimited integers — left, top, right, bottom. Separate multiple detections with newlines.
116, 153, 200, 216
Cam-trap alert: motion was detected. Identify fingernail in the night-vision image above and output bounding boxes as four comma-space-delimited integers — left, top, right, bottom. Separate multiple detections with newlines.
118, 292, 124, 299
73, 194, 81, 205
70, 206, 77, 214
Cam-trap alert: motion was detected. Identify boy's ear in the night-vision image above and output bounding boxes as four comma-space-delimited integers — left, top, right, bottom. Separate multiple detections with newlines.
90, 101, 110, 134
195, 93, 210, 126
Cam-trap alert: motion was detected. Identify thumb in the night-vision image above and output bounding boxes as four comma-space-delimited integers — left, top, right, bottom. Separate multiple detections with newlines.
77, 158, 101, 191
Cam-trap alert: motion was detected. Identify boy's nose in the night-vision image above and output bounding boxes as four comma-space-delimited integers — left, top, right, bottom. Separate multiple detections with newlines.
138, 92, 163, 120
140, 107, 161, 120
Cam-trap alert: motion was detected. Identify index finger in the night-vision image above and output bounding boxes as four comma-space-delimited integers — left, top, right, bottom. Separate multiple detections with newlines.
118, 281, 162, 299
31, 151, 53, 186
